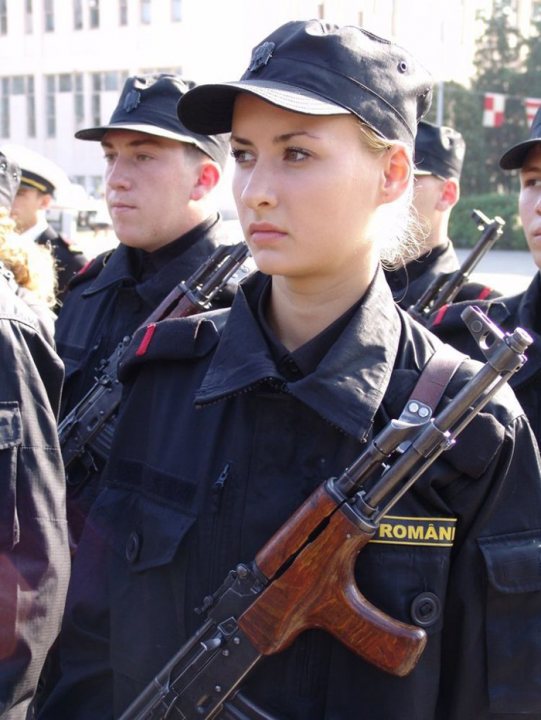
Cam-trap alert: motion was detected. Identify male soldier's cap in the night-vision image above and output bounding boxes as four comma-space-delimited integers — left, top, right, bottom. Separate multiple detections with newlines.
0, 150, 21, 209
75, 73, 229, 169
414, 121, 466, 179
178, 20, 433, 146
499, 107, 541, 170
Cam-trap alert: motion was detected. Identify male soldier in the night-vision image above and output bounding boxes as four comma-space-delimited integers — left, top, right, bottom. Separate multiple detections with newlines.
385, 120, 499, 310
8, 148, 88, 303
55, 72, 231, 543
0, 149, 70, 718
431, 107, 541, 444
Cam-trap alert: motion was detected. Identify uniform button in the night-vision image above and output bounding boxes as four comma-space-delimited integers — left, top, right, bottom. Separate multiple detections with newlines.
125, 531, 141, 563
410, 592, 441, 627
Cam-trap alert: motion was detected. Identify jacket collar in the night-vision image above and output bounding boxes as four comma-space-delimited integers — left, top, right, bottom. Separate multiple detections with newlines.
482, 271, 541, 388
196, 267, 402, 441
81, 214, 225, 306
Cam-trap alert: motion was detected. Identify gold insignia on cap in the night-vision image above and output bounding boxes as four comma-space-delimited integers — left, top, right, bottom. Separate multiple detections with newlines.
248, 41, 275, 72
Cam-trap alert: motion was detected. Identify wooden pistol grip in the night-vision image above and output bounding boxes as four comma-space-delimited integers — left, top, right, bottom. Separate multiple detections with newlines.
255, 483, 339, 579
239, 501, 427, 677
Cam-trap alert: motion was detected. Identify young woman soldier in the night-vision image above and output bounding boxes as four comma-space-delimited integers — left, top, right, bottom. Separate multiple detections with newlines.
39, 20, 541, 720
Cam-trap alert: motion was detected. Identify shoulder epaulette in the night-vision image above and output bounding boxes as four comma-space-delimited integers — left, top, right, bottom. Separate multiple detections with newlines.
118, 307, 230, 381
67, 249, 114, 289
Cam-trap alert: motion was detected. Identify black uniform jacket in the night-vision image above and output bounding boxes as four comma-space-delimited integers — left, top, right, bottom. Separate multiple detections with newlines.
385, 240, 500, 311
56, 213, 230, 420
35, 225, 88, 305
55, 213, 235, 541
40, 269, 541, 720
0, 277, 70, 718
430, 270, 541, 445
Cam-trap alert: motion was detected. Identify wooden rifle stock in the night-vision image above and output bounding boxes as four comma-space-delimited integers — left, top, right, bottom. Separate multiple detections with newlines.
240, 484, 425, 675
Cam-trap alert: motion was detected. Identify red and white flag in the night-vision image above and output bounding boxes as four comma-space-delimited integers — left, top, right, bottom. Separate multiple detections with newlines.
483, 93, 505, 127
524, 97, 541, 127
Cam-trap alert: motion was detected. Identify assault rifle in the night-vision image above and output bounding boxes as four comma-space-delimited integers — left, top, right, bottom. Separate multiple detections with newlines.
59, 242, 250, 473
408, 209, 505, 324
119, 306, 532, 720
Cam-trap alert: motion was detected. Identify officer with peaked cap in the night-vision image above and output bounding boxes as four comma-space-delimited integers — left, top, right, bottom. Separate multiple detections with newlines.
51, 72, 234, 547
39, 21, 541, 720
8, 147, 88, 303
0, 146, 69, 718
385, 120, 500, 309
431, 106, 541, 448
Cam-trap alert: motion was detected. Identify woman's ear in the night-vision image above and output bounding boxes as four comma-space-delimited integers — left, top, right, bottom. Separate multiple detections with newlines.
380, 145, 411, 205
190, 161, 221, 201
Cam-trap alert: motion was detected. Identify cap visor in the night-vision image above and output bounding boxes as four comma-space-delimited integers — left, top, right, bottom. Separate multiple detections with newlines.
179, 80, 349, 135
499, 139, 541, 170
75, 122, 203, 146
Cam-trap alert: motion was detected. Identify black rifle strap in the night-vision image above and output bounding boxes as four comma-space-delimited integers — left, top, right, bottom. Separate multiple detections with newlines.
400, 343, 465, 425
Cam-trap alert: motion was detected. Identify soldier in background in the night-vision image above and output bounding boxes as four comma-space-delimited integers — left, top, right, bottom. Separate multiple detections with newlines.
385, 121, 499, 309
431, 107, 541, 445
54, 72, 232, 545
8, 149, 88, 304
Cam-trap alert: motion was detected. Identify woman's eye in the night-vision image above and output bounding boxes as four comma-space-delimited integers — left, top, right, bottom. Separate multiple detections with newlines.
230, 148, 253, 164
284, 147, 309, 162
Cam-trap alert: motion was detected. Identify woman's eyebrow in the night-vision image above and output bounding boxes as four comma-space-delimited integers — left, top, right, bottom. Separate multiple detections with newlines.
231, 130, 318, 146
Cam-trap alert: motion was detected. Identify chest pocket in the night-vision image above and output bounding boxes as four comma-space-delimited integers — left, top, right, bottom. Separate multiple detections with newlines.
0, 402, 22, 550
95, 484, 198, 689
479, 530, 541, 713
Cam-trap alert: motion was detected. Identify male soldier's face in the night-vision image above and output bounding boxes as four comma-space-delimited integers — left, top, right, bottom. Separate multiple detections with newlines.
519, 143, 541, 270
10, 186, 49, 233
101, 129, 204, 252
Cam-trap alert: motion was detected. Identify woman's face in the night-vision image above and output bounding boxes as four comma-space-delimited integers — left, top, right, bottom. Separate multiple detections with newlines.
231, 93, 395, 286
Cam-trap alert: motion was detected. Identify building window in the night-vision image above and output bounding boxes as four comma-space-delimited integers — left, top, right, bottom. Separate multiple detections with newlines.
89, 0, 99, 28
45, 75, 56, 137
0, 78, 9, 137
0, 0, 7, 35
12, 76, 25, 95
27, 75, 35, 137
59, 73, 73, 92
140, 0, 151, 24
73, 0, 83, 29
119, 0, 128, 25
171, 0, 181, 22
44, 0, 54, 32
25, 0, 33, 33
74, 73, 84, 128
91, 72, 102, 126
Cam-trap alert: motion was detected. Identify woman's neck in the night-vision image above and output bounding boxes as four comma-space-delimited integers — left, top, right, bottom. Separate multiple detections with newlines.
267, 264, 377, 351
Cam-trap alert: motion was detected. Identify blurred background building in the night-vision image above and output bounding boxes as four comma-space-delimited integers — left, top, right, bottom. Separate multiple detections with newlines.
0, 0, 540, 248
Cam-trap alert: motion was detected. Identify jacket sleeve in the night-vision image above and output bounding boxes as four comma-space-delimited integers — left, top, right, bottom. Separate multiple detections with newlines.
438, 413, 541, 719
0, 315, 70, 719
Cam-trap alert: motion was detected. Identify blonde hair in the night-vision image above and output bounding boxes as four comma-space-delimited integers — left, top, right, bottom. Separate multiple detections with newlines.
357, 121, 423, 269
0, 209, 57, 308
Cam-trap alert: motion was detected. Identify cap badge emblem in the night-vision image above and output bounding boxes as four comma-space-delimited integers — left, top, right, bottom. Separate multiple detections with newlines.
248, 41, 275, 72
123, 89, 141, 113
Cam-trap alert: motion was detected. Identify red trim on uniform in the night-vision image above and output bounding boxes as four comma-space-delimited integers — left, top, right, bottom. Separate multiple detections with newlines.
477, 286, 493, 300
77, 260, 93, 275
431, 305, 449, 327
135, 323, 157, 356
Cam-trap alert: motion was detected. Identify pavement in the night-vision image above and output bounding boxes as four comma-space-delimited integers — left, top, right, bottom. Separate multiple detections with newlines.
456, 248, 537, 297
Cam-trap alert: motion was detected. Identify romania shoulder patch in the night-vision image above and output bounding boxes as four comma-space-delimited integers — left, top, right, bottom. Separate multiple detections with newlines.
371, 515, 457, 547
